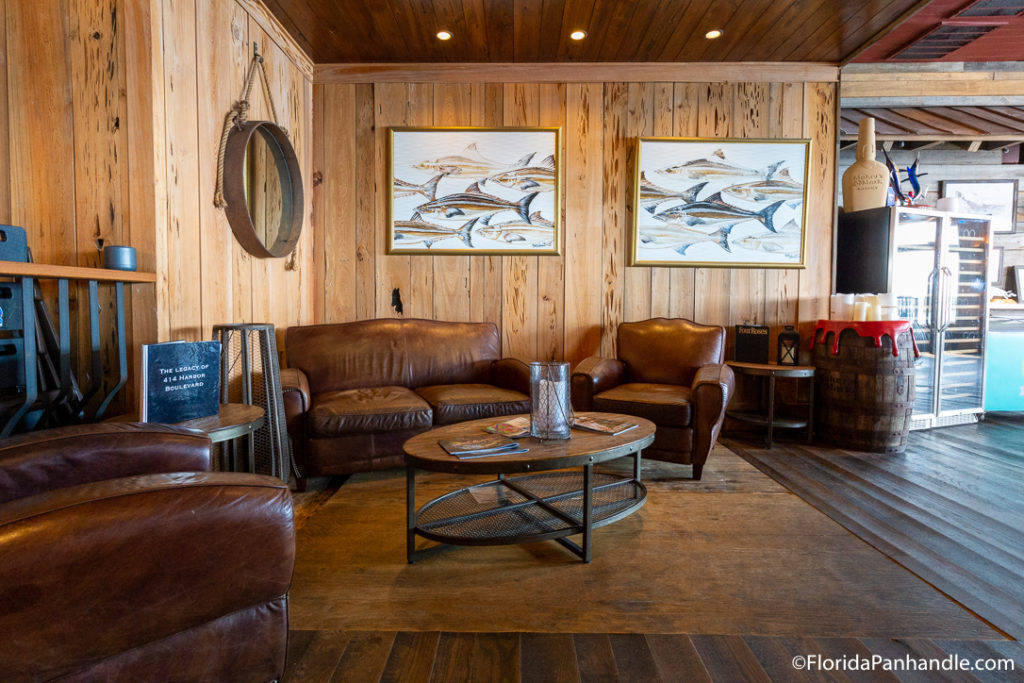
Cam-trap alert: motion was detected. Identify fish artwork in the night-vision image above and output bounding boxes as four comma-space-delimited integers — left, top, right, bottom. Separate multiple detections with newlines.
720, 168, 803, 203
733, 219, 801, 259
638, 222, 734, 255
954, 191, 1003, 216
477, 212, 555, 247
485, 155, 557, 192
392, 168, 458, 201
392, 214, 480, 249
415, 182, 540, 223
639, 174, 708, 213
653, 193, 785, 233
657, 149, 784, 181
415, 143, 536, 178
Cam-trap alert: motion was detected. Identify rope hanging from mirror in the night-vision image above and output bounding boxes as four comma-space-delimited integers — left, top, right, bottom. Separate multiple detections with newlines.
214, 43, 282, 209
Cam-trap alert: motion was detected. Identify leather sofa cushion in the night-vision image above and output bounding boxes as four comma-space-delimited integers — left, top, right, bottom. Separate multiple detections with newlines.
592, 383, 693, 428
309, 386, 433, 436
414, 384, 530, 425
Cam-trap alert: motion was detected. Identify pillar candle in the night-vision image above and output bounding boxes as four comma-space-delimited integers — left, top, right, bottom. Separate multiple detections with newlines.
853, 302, 870, 321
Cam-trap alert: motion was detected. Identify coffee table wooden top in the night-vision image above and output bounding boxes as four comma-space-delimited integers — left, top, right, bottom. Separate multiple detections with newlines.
403, 412, 656, 475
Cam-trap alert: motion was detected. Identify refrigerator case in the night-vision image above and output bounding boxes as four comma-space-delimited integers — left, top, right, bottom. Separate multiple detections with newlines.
836, 207, 990, 430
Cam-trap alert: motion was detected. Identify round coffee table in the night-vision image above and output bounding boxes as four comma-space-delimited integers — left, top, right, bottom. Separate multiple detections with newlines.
403, 412, 655, 563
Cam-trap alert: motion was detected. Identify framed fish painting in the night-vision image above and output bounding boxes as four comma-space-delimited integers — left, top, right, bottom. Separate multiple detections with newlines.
387, 127, 561, 255
631, 137, 811, 268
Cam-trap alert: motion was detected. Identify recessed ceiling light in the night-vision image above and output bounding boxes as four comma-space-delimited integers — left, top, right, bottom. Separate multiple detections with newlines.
570, 30, 587, 41
436, 30, 453, 41
705, 29, 723, 39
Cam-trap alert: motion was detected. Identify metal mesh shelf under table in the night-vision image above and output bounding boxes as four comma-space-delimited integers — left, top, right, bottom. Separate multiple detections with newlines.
414, 470, 646, 549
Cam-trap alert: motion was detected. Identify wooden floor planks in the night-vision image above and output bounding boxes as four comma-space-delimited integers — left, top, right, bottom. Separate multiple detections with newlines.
730, 413, 1024, 643
285, 631, 1023, 682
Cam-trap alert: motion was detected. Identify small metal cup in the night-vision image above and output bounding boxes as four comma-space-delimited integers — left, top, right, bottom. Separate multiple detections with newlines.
103, 245, 137, 271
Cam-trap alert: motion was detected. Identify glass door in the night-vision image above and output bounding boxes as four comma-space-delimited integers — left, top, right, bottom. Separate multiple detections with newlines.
937, 216, 989, 416
891, 210, 942, 419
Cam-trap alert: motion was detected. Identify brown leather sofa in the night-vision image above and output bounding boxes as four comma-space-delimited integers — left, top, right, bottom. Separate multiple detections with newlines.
0, 423, 295, 683
571, 318, 735, 480
282, 318, 531, 483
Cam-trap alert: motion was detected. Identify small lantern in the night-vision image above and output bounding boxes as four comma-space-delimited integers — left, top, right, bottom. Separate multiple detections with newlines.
777, 325, 800, 365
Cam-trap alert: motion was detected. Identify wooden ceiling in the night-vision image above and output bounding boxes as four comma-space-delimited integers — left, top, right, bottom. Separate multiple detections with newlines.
263, 0, 931, 64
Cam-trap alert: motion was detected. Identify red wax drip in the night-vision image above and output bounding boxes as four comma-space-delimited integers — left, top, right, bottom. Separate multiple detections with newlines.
809, 320, 920, 358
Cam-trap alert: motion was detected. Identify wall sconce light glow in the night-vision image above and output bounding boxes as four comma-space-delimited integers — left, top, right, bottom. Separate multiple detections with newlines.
436, 30, 453, 41
570, 30, 587, 41
704, 29, 723, 39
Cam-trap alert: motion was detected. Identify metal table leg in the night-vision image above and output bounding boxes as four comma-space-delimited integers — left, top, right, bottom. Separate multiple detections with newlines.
582, 464, 593, 563
407, 464, 418, 564
807, 372, 815, 443
765, 371, 776, 448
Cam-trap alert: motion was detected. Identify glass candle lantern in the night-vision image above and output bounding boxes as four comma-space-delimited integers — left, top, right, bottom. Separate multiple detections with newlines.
530, 361, 571, 440
777, 325, 801, 365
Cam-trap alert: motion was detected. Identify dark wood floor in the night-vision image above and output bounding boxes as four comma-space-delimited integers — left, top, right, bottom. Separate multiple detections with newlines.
286, 416, 1024, 681
285, 630, 1024, 682
729, 413, 1024, 643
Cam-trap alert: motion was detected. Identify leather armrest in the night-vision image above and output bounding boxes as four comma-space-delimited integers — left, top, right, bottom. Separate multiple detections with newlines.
690, 363, 736, 464
571, 357, 626, 411
280, 367, 310, 428
491, 358, 531, 395
0, 472, 295, 682
0, 423, 212, 505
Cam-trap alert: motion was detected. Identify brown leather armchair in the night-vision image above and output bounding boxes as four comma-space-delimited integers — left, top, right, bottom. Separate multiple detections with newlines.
571, 318, 735, 480
0, 423, 295, 683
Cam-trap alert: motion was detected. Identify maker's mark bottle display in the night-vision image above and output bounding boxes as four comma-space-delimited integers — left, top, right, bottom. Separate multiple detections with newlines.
841, 117, 889, 212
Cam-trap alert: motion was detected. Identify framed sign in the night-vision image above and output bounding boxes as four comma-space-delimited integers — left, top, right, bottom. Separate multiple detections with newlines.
631, 137, 810, 268
387, 127, 561, 255
940, 179, 1018, 234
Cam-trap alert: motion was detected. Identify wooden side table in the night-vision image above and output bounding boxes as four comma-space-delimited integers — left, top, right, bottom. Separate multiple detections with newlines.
726, 361, 815, 448
108, 403, 265, 471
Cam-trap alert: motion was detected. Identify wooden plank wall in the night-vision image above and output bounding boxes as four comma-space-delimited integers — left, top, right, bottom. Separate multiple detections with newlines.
1, 0, 135, 410
156, 0, 314, 343
0, 0, 313, 415
313, 75, 837, 365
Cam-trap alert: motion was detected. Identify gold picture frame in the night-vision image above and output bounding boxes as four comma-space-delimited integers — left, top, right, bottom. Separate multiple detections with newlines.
631, 137, 811, 268
387, 127, 562, 255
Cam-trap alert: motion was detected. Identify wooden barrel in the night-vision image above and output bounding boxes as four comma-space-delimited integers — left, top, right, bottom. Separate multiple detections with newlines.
812, 327, 916, 454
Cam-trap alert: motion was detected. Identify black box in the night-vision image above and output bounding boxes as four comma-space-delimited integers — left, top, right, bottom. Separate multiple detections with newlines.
734, 324, 770, 363
140, 341, 221, 423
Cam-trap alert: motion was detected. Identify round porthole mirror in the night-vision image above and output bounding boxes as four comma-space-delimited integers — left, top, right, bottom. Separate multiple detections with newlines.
223, 120, 304, 258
